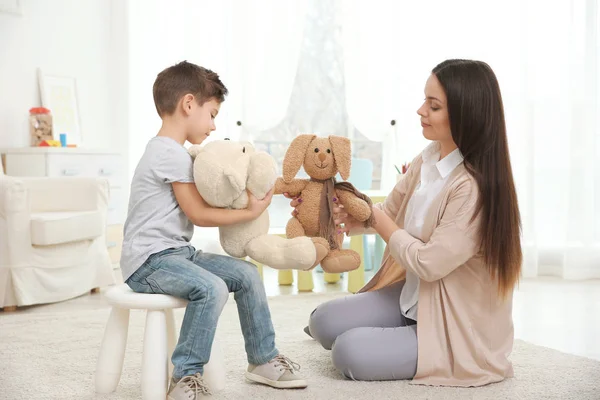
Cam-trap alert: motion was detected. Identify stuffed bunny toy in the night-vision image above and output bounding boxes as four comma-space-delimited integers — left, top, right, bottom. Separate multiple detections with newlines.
189, 139, 328, 271
274, 134, 374, 273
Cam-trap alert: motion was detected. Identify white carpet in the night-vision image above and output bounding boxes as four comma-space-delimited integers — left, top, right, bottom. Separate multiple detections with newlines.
1, 293, 599, 400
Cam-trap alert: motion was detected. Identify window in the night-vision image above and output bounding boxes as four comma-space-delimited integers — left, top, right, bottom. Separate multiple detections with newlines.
254, 0, 382, 189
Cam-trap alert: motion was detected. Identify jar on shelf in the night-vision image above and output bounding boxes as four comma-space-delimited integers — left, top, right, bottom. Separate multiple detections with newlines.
29, 107, 53, 146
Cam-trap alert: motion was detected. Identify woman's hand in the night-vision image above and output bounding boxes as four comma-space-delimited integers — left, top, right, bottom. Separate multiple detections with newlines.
283, 192, 302, 217
247, 188, 274, 218
333, 202, 363, 236
283, 193, 364, 235
370, 206, 401, 243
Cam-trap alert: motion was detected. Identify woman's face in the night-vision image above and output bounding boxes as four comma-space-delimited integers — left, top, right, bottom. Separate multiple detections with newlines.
417, 74, 452, 142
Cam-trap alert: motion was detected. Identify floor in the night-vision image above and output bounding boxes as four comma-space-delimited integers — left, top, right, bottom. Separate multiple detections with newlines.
5, 266, 600, 362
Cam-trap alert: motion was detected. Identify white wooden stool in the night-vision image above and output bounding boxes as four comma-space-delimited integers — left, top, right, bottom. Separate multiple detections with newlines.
95, 284, 226, 399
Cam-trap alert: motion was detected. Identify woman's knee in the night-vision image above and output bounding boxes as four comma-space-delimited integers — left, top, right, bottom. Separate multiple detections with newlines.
332, 327, 418, 381
331, 328, 373, 380
308, 301, 342, 350
234, 260, 264, 291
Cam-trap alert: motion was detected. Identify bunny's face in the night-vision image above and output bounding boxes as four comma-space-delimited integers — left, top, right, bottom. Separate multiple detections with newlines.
303, 137, 337, 180
282, 134, 352, 183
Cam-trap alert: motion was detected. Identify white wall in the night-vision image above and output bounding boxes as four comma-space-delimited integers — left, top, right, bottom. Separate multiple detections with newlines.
109, 0, 130, 187
127, 0, 186, 180
125, 0, 241, 181
0, 0, 114, 149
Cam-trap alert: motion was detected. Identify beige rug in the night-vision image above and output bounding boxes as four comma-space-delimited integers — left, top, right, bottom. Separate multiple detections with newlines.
1, 293, 599, 400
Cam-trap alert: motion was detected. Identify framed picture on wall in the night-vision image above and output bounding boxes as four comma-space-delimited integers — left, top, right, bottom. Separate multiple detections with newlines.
37, 69, 82, 146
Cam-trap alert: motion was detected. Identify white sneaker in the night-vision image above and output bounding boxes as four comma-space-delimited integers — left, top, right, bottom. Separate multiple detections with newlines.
168, 373, 212, 399
245, 354, 308, 389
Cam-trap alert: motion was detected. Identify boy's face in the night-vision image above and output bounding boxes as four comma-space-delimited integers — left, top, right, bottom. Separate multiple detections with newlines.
186, 97, 221, 145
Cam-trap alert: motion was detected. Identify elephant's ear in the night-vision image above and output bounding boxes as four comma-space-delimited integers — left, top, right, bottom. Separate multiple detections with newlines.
239, 141, 256, 154
224, 164, 247, 199
222, 155, 251, 203
247, 151, 278, 199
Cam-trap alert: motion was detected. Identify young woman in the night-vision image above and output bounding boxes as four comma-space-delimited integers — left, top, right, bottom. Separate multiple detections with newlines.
298, 59, 522, 387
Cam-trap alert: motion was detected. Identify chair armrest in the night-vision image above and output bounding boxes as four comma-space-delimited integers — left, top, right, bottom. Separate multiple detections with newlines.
20, 177, 110, 213
0, 177, 28, 218
0, 177, 31, 261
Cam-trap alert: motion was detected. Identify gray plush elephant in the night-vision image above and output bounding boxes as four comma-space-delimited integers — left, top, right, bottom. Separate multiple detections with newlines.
189, 140, 327, 270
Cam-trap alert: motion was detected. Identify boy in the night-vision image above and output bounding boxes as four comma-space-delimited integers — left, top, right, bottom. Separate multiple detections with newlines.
120, 61, 307, 399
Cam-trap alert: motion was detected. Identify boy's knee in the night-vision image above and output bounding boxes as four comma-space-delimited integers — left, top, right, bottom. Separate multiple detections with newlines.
211, 279, 229, 307
190, 277, 229, 307
236, 260, 263, 288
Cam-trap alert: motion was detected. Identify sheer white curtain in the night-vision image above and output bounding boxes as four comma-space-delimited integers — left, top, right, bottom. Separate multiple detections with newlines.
226, 0, 307, 142
181, 1, 306, 253
340, 0, 403, 192
519, 0, 600, 279
340, 0, 523, 191
183, 0, 307, 142
340, 0, 599, 279
125, 0, 307, 253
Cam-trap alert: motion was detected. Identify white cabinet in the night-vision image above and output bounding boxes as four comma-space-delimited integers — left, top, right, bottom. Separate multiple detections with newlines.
0, 147, 126, 265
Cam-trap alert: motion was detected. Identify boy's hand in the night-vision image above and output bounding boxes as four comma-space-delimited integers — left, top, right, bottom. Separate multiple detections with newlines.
247, 188, 274, 217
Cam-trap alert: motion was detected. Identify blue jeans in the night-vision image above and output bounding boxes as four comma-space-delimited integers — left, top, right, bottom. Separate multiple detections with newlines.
126, 245, 278, 379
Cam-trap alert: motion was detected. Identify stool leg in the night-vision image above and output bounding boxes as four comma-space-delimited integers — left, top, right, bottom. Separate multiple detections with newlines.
257, 263, 264, 280
348, 235, 366, 293
363, 235, 373, 271
204, 337, 226, 392
165, 309, 178, 381
142, 310, 168, 400
297, 270, 314, 291
278, 269, 293, 285
373, 235, 385, 272
323, 272, 341, 283
95, 307, 130, 393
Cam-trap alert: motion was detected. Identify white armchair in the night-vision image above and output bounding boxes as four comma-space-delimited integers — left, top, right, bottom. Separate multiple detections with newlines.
0, 163, 115, 308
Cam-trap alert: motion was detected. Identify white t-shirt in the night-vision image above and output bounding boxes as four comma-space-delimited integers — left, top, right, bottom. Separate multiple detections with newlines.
400, 143, 464, 321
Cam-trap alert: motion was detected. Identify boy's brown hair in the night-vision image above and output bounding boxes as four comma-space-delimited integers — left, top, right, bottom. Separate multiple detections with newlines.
152, 61, 228, 117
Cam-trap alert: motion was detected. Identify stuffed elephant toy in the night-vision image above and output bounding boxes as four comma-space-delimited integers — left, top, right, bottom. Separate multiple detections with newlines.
189, 139, 328, 270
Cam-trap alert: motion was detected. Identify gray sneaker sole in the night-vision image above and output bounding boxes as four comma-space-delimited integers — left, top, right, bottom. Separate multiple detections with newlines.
245, 371, 308, 389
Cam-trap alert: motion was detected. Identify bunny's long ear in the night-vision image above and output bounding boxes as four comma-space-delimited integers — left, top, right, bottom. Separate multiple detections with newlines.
283, 134, 316, 183
329, 135, 352, 180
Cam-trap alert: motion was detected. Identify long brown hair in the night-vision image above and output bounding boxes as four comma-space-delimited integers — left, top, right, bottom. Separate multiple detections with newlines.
433, 59, 522, 298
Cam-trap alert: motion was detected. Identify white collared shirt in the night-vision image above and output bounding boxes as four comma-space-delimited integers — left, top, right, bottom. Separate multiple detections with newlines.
400, 143, 464, 321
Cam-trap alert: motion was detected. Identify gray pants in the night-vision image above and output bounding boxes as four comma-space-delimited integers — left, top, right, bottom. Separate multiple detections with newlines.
308, 281, 418, 381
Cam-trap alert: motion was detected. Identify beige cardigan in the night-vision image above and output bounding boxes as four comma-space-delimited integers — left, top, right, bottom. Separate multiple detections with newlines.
359, 146, 514, 387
